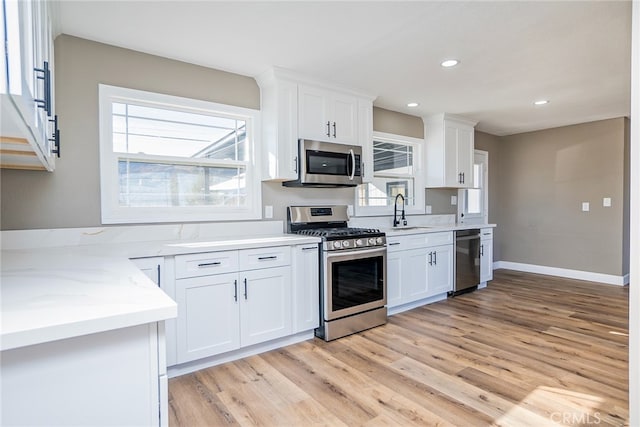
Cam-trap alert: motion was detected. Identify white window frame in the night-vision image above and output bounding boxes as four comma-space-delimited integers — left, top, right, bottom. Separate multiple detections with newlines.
355, 131, 425, 217
458, 149, 488, 224
98, 84, 261, 224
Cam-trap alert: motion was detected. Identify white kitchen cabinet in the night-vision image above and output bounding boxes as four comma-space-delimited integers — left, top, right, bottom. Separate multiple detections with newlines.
1, 0, 59, 171
292, 244, 320, 332
298, 85, 358, 145
256, 68, 375, 181
131, 256, 178, 367
241, 266, 292, 346
174, 247, 293, 364
387, 231, 454, 310
176, 272, 241, 362
1, 323, 166, 426
427, 244, 454, 295
424, 113, 477, 188
480, 228, 494, 283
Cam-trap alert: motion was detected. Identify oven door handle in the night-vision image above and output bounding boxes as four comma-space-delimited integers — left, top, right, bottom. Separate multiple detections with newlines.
325, 246, 387, 260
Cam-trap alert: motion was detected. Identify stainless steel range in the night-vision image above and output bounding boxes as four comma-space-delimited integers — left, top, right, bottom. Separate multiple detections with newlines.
287, 205, 387, 341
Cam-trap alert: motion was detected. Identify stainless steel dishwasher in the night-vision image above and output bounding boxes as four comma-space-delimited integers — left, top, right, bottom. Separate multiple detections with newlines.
451, 229, 481, 296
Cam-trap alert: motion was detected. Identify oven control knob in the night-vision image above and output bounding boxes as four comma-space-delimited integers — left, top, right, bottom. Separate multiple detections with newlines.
333, 241, 342, 249
368, 238, 376, 245
376, 237, 384, 245
355, 239, 363, 247
342, 240, 350, 248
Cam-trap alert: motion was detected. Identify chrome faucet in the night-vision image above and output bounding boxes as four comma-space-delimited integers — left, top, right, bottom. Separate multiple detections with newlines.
393, 193, 407, 227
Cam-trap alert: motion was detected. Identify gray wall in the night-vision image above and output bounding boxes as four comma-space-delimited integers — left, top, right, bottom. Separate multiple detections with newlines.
0, 35, 260, 230
497, 118, 628, 276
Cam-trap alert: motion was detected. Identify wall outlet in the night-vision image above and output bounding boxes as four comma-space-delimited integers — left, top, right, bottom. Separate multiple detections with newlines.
581, 202, 590, 212
425, 205, 432, 214
264, 205, 273, 218
451, 195, 457, 205
603, 197, 612, 207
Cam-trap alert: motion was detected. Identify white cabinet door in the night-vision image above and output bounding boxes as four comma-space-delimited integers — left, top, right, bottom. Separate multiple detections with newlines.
298, 85, 331, 141
241, 266, 292, 346
292, 244, 320, 332
404, 248, 430, 301
386, 250, 404, 308
131, 256, 163, 286
456, 126, 474, 188
298, 85, 359, 145
427, 244, 454, 296
175, 273, 240, 363
331, 92, 358, 145
480, 238, 494, 283
1, 0, 56, 171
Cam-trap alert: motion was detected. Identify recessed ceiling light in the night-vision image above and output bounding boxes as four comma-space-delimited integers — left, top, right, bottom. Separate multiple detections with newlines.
441, 59, 459, 68
534, 100, 549, 105
407, 102, 419, 107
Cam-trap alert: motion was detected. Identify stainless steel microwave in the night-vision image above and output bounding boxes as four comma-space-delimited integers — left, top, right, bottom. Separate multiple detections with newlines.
283, 139, 363, 187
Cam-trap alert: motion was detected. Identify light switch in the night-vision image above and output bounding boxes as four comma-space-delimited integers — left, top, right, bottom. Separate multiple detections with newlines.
264, 205, 273, 218
425, 205, 432, 214
582, 202, 590, 212
451, 196, 457, 205
603, 197, 612, 207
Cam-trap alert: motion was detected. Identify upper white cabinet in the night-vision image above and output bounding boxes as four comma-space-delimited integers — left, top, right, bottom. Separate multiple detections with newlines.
298, 85, 358, 145
1, 0, 60, 171
256, 68, 375, 181
424, 113, 476, 188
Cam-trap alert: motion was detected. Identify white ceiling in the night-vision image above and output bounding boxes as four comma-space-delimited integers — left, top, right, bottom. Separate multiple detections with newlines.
56, 1, 632, 136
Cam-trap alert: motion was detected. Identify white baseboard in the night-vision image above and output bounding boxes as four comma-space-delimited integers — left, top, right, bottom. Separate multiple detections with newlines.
494, 261, 629, 286
167, 330, 314, 378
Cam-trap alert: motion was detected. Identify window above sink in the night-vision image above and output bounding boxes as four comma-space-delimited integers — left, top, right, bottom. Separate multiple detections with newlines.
355, 131, 425, 217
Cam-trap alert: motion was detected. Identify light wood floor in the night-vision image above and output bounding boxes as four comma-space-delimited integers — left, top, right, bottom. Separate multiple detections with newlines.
168, 270, 629, 426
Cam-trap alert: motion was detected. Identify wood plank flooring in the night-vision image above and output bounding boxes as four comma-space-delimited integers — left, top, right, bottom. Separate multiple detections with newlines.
168, 270, 629, 426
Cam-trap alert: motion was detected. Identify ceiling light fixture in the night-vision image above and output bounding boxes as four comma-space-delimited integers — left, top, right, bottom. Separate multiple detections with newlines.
440, 59, 459, 68
407, 102, 419, 107
534, 100, 549, 105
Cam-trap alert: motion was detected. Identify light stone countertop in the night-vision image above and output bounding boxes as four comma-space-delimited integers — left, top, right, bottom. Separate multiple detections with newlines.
0, 233, 321, 352
382, 223, 497, 236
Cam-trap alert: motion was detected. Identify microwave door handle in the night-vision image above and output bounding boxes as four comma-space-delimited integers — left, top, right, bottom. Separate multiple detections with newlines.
349, 149, 356, 181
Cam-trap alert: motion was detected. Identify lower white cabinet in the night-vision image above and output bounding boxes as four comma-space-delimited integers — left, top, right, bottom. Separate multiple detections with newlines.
387, 232, 454, 309
1, 323, 166, 426
480, 228, 494, 283
292, 244, 320, 333
174, 247, 293, 365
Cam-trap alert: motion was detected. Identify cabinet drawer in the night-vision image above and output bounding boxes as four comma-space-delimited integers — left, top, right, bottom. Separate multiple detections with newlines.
175, 251, 239, 279
386, 237, 405, 253
239, 246, 291, 270
481, 228, 493, 240
425, 231, 453, 246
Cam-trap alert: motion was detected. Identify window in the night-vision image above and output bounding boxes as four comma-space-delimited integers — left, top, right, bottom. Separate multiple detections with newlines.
99, 85, 261, 224
459, 150, 488, 224
356, 132, 424, 216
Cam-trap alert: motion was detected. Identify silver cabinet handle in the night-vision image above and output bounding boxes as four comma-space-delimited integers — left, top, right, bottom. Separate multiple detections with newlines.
244, 278, 248, 299
293, 156, 298, 174
234, 279, 238, 302
388, 242, 401, 246
156, 264, 161, 287
258, 256, 277, 261
197, 261, 221, 268
302, 246, 317, 251
332, 122, 336, 138
428, 252, 433, 266
434, 251, 437, 265
326, 121, 331, 137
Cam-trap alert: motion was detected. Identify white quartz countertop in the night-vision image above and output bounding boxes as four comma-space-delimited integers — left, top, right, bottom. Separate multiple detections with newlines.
382, 223, 496, 236
0, 233, 320, 351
